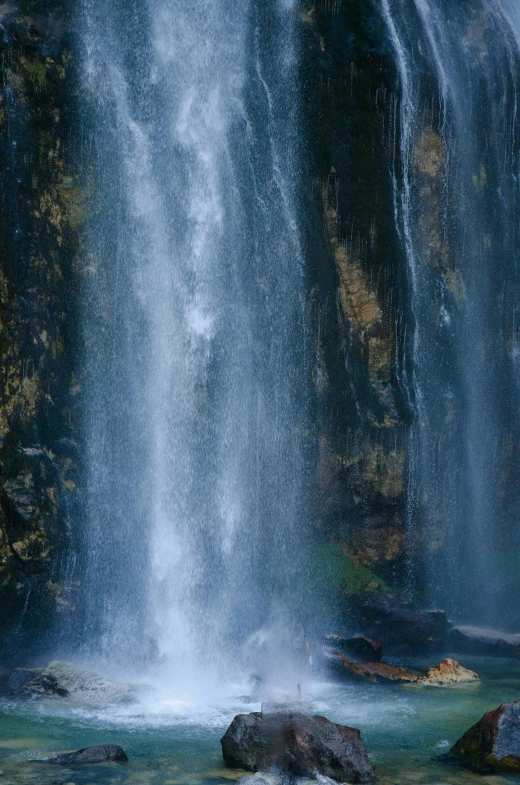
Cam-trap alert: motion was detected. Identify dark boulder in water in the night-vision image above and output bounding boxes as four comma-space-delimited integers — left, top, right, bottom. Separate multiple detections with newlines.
453, 700, 520, 772
324, 635, 383, 662
449, 627, 520, 658
324, 648, 418, 684
221, 710, 373, 783
351, 596, 449, 652
48, 745, 128, 764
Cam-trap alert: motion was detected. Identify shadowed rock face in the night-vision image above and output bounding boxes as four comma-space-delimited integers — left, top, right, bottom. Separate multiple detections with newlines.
0, 0, 83, 659
453, 700, 520, 772
352, 596, 449, 652
449, 627, 520, 658
221, 711, 373, 783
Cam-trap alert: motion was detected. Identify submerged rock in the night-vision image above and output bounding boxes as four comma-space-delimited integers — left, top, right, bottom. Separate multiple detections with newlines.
47, 744, 128, 764
453, 700, 520, 772
324, 635, 382, 662
417, 658, 479, 687
11, 661, 139, 704
324, 648, 418, 684
449, 626, 520, 658
221, 711, 373, 783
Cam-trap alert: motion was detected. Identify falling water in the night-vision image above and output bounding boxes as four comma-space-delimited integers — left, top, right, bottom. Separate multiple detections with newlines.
76, 0, 308, 692
382, 0, 520, 626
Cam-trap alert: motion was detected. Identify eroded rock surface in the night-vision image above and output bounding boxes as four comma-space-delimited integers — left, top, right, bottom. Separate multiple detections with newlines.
221, 711, 373, 783
417, 658, 479, 687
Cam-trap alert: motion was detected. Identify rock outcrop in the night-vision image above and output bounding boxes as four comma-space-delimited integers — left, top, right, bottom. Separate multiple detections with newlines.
417, 658, 479, 687
221, 711, 373, 783
0, 2, 84, 658
453, 700, 520, 772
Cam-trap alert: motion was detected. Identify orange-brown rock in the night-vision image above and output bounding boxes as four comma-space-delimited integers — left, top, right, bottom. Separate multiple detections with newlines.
417, 658, 479, 687
324, 648, 418, 684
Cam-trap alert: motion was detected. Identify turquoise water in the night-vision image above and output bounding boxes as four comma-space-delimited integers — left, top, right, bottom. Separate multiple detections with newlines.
0, 658, 519, 785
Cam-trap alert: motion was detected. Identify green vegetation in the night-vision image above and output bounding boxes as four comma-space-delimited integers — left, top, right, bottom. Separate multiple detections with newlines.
308, 542, 388, 596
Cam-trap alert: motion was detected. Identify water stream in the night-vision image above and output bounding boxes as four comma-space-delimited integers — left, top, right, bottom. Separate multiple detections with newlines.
76, 0, 308, 691
382, 0, 520, 626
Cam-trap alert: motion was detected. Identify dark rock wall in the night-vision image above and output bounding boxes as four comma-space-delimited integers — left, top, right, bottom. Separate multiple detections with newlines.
0, 0, 413, 653
4, 0, 517, 649
301, 1, 411, 601
0, 1, 82, 659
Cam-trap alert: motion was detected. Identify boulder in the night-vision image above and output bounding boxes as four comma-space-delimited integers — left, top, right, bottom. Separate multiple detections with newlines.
354, 596, 449, 652
47, 745, 128, 764
221, 711, 373, 783
324, 635, 382, 662
9, 666, 68, 696
11, 661, 138, 704
417, 658, 479, 687
324, 648, 418, 684
449, 627, 520, 658
453, 700, 520, 772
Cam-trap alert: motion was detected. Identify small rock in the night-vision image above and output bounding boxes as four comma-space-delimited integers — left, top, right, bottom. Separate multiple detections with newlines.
453, 700, 520, 772
324, 648, 418, 684
449, 626, 520, 658
324, 636, 382, 662
47, 745, 128, 764
417, 658, 479, 687
221, 710, 373, 783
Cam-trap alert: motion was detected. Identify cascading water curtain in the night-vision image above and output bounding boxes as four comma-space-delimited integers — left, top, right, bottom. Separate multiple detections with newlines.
382, 0, 520, 626
75, 0, 309, 689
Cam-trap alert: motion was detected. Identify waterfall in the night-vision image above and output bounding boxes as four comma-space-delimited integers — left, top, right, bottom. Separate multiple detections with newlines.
382, 0, 520, 626
76, 0, 307, 690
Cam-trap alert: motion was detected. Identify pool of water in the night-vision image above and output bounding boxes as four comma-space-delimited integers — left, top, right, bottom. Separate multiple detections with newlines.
0, 657, 519, 785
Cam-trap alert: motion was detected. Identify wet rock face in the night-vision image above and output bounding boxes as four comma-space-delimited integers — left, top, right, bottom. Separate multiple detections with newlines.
353, 596, 449, 652
301, 0, 410, 598
453, 700, 520, 772
221, 711, 373, 783
0, 2, 83, 657
48, 745, 128, 765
